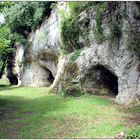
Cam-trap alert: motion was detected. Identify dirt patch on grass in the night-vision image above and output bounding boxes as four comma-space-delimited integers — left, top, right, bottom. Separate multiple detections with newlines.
0, 116, 29, 138
0, 107, 31, 138
117, 105, 140, 128
127, 113, 140, 126
54, 117, 84, 138
45, 115, 106, 138
3, 123, 28, 139
101, 95, 116, 101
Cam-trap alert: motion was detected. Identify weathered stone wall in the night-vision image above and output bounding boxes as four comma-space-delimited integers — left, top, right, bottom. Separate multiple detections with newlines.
52, 2, 140, 104
16, 2, 70, 87
13, 3, 65, 87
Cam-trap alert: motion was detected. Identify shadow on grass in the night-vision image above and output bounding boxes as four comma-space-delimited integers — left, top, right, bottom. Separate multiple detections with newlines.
0, 94, 66, 120
0, 85, 9, 87
0, 85, 24, 92
0, 93, 68, 138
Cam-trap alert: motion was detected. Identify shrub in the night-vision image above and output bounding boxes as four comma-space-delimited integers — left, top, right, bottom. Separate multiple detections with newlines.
9, 33, 27, 46
61, 16, 80, 53
94, 2, 108, 44
63, 85, 84, 97
70, 49, 82, 62
60, 2, 95, 53
68, 2, 95, 15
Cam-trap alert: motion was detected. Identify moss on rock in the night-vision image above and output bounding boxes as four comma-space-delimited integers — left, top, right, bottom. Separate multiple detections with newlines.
58, 62, 84, 97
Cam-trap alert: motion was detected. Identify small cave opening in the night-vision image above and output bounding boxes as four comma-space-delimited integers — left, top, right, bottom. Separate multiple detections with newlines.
41, 66, 55, 86
47, 70, 55, 84
95, 65, 118, 95
6, 62, 18, 86
83, 64, 118, 96
7, 75, 18, 85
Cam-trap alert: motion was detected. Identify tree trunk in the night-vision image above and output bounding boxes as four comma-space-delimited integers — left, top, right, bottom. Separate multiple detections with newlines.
0, 60, 6, 79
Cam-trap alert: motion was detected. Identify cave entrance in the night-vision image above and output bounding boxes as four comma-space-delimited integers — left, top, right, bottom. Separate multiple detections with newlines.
8, 75, 18, 85
83, 65, 118, 96
47, 70, 54, 84
41, 66, 55, 86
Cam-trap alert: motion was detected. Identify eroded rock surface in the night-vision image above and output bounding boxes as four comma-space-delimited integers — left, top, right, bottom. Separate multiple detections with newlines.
52, 2, 140, 104
15, 8, 62, 86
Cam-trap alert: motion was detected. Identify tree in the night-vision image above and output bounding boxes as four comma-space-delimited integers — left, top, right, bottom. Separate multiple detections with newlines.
4, 2, 53, 43
0, 25, 12, 78
0, 2, 14, 78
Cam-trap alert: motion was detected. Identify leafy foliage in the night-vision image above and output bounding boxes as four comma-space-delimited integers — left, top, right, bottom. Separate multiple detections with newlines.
0, 26, 10, 50
0, 25, 13, 61
94, 2, 108, 44
0, 25, 13, 78
9, 33, 27, 46
60, 2, 95, 53
4, 2, 53, 45
67, 2, 95, 15
0, 2, 15, 78
5, 2, 52, 31
0, 2, 54, 78
70, 49, 82, 62
61, 16, 80, 53
0, 2, 14, 12
60, 2, 122, 52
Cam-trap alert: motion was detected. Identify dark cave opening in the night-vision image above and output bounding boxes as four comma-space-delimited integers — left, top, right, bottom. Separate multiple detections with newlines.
47, 70, 54, 84
83, 64, 118, 96
8, 75, 18, 85
94, 65, 118, 95
6, 64, 18, 85
41, 66, 55, 85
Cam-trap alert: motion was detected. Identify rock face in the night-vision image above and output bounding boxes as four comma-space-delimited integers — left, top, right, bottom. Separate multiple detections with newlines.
76, 43, 139, 104
16, 8, 62, 87
13, 2, 140, 104
52, 2, 140, 104
16, 2, 69, 87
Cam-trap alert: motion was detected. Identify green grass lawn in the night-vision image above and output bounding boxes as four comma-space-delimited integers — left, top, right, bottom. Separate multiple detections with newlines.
0, 78, 140, 138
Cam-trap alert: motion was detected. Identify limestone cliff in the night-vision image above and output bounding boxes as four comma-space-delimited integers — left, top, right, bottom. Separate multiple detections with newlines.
13, 2, 140, 104
15, 3, 64, 87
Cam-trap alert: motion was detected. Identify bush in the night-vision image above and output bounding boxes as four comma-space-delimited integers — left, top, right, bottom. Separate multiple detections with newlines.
68, 2, 95, 15
94, 2, 108, 44
61, 16, 80, 53
9, 33, 27, 46
70, 49, 82, 61
63, 85, 84, 97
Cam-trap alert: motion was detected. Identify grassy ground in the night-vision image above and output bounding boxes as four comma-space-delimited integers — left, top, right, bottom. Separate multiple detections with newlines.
0, 78, 140, 138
